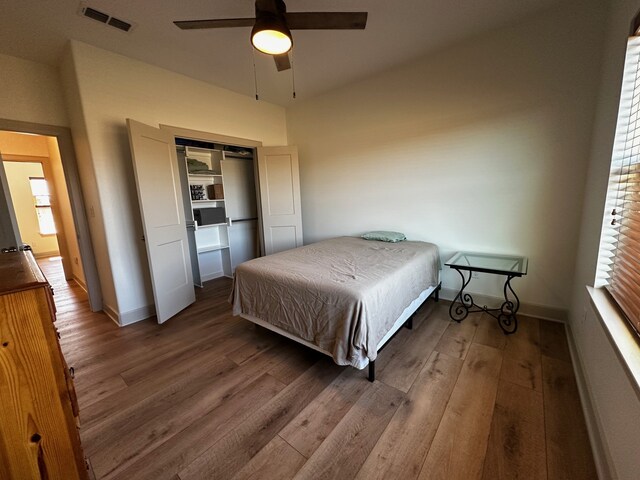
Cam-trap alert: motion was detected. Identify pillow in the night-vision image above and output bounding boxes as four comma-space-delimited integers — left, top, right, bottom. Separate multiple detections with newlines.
361, 231, 406, 243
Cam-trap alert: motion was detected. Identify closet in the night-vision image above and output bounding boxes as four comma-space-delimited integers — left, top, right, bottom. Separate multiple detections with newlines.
127, 119, 303, 323
176, 140, 259, 286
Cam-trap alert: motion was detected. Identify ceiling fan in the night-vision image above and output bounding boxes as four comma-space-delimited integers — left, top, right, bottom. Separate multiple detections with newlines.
174, 0, 368, 72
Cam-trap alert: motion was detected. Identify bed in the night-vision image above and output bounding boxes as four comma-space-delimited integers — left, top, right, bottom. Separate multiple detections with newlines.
230, 236, 441, 380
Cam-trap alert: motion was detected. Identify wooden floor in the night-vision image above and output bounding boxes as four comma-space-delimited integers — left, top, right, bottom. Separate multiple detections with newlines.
39, 257, 598, 480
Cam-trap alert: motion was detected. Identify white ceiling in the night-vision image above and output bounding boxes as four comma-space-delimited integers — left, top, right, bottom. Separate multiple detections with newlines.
0, 0, 561, 106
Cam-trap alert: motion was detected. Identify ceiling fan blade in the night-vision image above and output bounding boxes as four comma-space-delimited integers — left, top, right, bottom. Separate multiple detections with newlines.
273, 53, 291, 71
285, 12, 368, 30
174, 18, 255, 30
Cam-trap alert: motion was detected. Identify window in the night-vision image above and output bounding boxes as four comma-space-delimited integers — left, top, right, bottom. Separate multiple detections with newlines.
29, 177, 56, 235
597, 36, 640, 337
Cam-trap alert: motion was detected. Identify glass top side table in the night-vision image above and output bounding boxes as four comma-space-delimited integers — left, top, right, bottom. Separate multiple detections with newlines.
445, 252, 528, 334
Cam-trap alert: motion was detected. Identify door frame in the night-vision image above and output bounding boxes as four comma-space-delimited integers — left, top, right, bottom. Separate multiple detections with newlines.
159, 124, 265, 254
0, 118, 103, 312
0, 156, 22, 247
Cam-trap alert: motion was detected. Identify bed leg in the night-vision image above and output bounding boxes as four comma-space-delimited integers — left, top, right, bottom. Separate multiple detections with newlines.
368, 361, 376, 382
435, 282, 441, 302
404, 316, 413, 330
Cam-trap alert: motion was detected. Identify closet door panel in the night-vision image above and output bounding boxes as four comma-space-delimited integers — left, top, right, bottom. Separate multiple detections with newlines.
126, 119, 195, 323
221, 157, 257, 221
256, 146, 303, 255
229, 220, 258, 270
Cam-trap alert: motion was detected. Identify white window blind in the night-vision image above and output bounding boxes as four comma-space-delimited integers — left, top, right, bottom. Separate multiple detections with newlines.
597, 36, 640, 336
28, 177, 56, 236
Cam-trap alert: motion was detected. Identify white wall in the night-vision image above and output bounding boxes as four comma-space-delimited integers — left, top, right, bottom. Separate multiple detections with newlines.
287, 0, 605, 315
569, 0, 640, 478
59, 45, 117, 314
3, 161, 60, 256
61, 41, 288, 322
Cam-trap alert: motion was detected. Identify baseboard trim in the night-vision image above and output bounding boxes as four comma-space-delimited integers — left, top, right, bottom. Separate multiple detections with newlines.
102, 303, 121, 327
201, 271, 224, 282
102, 303, 155, 326
72, 275, 87, 293
120, 304, 155, 326
565, 323, 617, 480
33, 251, 60, 259
439, 288, 567, 322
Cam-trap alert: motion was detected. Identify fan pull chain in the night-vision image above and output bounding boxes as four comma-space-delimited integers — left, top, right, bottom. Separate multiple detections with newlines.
291, 49, 296, 99
252, 49, 259, 101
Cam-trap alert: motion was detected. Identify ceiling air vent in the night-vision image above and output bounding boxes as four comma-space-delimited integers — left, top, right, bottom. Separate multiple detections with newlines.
83, 7, 108, 24
107, 17, 132, 32
78, 3, 136, 33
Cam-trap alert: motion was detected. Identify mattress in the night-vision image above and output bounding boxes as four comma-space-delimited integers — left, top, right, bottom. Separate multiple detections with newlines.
230, 236, 440, 368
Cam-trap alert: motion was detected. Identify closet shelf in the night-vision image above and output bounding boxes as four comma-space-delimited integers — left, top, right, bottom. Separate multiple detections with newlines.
188, 173, 222, 177
192, 199, 225, 203
197, 244, 230, 254
196, 222, 228, 229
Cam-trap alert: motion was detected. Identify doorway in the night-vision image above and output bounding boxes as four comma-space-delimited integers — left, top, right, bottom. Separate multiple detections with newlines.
1, 133, 82, 279
175, 136, 261, 288
0, 119, 102, 312
160, 124, 265, 291
127, 120, 302, 324
3, 160, 61, 257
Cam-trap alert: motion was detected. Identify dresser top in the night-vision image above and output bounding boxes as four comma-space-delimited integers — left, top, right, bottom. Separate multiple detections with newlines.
0, 251, 47, 295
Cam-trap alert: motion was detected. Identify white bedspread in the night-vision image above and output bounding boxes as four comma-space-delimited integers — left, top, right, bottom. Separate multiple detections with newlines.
231, 236, 440, 368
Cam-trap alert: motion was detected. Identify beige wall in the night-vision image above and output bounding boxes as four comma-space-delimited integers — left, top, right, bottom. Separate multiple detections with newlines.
3, 161, 59, 256
0, 131, 49, 156
287, 0, 605, 315
569, 0, 640, 478
61, 41, 288, 322
0, 162, 20, 249
47, 136, 85, 284
0, 53, 69, 127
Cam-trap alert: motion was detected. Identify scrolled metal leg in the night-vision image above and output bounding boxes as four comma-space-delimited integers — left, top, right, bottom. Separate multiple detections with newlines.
497, 275, 519, 334
449, 268, 474, 322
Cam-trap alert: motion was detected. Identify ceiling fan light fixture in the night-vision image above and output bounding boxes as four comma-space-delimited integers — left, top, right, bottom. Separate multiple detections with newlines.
251, 15, 292, 55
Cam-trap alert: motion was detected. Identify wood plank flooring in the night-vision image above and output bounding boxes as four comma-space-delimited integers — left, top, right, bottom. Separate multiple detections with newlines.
38, 257, 598, 480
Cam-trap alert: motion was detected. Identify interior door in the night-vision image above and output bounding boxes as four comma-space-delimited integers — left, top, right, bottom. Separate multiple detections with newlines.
127, 119, 195, 323
256, 146, 303, 255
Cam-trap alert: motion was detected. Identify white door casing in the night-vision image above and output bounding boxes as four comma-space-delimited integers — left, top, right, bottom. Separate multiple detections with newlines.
256, 146, 303, 255
127, 119, 195, 323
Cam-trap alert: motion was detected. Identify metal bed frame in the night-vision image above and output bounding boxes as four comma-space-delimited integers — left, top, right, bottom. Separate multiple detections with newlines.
240, 281, 441, 382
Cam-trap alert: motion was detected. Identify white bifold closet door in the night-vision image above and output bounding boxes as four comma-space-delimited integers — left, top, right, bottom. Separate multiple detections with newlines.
256, 146, 303, 255
126, 119, 195, 324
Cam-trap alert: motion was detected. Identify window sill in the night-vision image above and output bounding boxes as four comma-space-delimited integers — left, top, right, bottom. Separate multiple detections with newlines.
586, 286, 640, 399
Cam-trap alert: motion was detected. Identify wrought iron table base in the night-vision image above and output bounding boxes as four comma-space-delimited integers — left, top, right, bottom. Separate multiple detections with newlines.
448, 268, 520, 334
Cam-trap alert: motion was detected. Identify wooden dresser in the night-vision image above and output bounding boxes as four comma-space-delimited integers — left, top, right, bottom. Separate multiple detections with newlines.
0, 251, 88, 480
